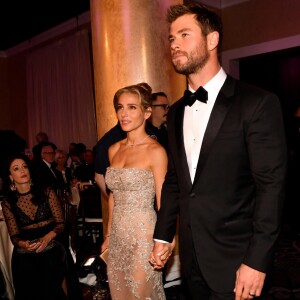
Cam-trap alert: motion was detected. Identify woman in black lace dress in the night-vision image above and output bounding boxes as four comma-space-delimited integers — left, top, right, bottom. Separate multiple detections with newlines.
2, 154, 69, 300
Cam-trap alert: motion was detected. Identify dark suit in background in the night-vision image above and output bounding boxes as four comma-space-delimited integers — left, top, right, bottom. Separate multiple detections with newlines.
32, 160, 64, 191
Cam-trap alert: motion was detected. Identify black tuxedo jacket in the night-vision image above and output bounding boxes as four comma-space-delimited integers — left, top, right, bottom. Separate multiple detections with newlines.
32, 160, 64, 191
154, 75, 287, 292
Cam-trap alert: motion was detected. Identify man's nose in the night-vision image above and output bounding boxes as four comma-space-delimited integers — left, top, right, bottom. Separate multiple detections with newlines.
170, 40, 180, 51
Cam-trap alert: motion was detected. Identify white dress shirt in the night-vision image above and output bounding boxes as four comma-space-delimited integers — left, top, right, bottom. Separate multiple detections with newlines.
183, 68, 227, 183
154, 69, 227, 244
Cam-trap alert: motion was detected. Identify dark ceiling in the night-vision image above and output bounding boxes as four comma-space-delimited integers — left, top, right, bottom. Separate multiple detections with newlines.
0, 0, 90, 51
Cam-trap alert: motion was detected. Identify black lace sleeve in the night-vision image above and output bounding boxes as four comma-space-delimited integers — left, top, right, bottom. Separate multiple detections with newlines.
1, 199, 21, 246
47, 188, 65, 235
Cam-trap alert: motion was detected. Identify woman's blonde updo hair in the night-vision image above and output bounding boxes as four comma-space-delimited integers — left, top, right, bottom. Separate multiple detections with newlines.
113, 82, 152, 111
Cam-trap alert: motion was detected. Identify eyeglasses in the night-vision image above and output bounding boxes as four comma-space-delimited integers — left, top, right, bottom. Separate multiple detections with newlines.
151, 104, 170, 111
42, 152, 55, 155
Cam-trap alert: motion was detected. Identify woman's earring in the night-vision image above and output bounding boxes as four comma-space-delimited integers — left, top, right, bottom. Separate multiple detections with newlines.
29, 179, 33, 186
10, 181, 16, 191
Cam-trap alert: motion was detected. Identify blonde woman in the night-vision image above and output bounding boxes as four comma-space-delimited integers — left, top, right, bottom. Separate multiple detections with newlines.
101, 83, 167, 300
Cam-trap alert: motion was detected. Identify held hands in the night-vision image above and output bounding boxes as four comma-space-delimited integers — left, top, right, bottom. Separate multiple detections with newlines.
234, 264, 266, 299
149, 240, 175, 270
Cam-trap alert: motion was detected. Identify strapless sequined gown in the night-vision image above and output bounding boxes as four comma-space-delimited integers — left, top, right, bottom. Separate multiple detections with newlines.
105, 167, 166, 300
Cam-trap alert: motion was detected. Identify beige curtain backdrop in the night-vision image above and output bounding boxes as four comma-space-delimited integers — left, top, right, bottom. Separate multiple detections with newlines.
26, 29, 97, 151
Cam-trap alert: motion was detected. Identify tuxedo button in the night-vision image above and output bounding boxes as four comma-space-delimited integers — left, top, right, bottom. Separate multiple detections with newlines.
190, 193, 196, 198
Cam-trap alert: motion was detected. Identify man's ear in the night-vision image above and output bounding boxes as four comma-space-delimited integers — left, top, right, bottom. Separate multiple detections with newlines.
207, 31, 219, 51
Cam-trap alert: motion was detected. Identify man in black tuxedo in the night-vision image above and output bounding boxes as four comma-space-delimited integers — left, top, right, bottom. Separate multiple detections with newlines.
32, 143, 63, 191
151, 3, 287, 300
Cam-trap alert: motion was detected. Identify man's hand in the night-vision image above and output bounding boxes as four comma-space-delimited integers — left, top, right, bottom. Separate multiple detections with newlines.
149, 241, 173, 269
234, 264, 266, 299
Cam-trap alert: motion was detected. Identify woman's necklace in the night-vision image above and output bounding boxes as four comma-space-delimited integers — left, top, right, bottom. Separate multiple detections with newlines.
126, 135, 150, 147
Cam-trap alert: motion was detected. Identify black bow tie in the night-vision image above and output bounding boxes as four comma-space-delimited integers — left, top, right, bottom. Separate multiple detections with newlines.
184, 86, 208, 106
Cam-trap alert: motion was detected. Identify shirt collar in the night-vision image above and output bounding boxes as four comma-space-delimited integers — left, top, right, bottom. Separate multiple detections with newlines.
189, 67, 227, 95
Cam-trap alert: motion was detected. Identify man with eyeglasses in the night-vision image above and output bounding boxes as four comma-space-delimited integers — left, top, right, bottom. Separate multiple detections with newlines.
147, 92, 170, 151
31, 143, 63, 191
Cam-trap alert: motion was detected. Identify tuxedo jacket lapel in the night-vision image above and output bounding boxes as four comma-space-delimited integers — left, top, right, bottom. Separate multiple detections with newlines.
173, 100, 193, 191
193, 76, 235, 187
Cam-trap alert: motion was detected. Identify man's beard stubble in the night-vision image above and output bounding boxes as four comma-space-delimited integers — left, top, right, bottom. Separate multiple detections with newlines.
172, 47, 209, 76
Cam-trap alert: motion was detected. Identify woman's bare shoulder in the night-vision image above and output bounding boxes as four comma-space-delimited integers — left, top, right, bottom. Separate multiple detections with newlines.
147, 139, 167, 159
108, 138, 126, 160
109, 139, 126, 152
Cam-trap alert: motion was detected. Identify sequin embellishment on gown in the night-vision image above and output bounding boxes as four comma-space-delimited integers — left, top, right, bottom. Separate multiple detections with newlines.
105, 167, 166, 300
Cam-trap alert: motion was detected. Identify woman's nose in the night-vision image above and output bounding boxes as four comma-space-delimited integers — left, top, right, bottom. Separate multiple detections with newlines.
121, 108, 128, 116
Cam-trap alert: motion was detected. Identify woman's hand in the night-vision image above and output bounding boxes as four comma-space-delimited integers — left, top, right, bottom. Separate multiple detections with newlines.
100, 236, 110, 253
36, 231, 56, 253
35, 236, 50, 253
19, 239, 41, 251
150, 241, 174, 270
